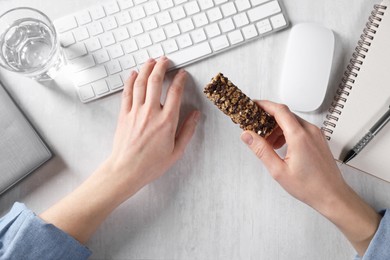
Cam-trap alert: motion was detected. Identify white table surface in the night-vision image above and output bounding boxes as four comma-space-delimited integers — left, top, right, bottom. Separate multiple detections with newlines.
1, 0, 390, 259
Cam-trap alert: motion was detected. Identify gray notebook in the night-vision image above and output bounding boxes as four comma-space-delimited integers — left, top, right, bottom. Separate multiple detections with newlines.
0, 80, 52, 195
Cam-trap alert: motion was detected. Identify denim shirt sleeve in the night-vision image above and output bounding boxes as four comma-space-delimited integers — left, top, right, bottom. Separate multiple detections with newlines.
0, 202, 92, 260
354, 210, 390, 260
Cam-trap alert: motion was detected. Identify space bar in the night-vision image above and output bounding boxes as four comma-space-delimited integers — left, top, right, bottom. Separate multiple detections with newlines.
167, 42, 212, 70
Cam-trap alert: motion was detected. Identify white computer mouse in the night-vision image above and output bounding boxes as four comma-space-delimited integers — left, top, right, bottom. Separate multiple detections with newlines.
280, 23, 335, 112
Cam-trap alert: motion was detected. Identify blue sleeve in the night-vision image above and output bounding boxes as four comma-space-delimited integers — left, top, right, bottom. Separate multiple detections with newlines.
0, 202, 92, 260
354, 210, 390, 260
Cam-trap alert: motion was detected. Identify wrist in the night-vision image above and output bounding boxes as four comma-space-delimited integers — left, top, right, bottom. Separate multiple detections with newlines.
316, 182, 381, 256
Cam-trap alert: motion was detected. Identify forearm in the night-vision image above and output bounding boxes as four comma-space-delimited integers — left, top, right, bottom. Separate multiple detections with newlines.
39, 161, 140, 244
318, 183, 382, 257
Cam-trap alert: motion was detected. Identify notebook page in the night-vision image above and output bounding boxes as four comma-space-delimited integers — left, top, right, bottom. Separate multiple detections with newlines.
328, 0, 390, 181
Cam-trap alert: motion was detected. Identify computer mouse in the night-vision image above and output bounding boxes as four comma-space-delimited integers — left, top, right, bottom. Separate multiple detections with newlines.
280, 23, 335, 112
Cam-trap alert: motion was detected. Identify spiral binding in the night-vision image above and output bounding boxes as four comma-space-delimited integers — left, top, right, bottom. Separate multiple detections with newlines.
321, 3, 388, 140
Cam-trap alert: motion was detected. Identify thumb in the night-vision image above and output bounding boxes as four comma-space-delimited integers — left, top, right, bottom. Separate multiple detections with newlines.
240, 131, 284, 173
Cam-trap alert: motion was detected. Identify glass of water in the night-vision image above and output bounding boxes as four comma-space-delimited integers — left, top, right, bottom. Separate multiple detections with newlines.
0, 7, 64, 81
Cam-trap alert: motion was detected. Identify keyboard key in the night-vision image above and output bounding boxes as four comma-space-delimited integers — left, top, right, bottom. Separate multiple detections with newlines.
158, 0, 174, 10
162, 39, 178, 54
198, 0, 214, 10
118, 0, 134, 10
142, 17, 158, 31
148, 44, 164, 59
54, 16, 77, 33
107, 44, 124, 59
87, 22, 104, 36
134, 0, 148, 4
70, 55, 96, 72
219, 18, 235, 33
214, 0, 227, 4
108, 74, 124, 90
122, 39, 139, 53
247, 1, 281, 23
174, 0, 187, 4
136, 34, 153, 48
233, 13, 249, 28
156, 11, 172, 26
106, 60, 122, 74
65, 43, 87, 60
221, 2, 237, 17
235, 0, 251, 11
179, 18, 195, 33
130, 6, 146, 20
127, 21, 144, 36
133, 50, 150, 64
228, 29, 244, 45
59, 32, 75, 47
93, 49, 110, 64
85, 38, 102, 52
92, 80, 110, 95
207, 7, 223, 23
89, 6, 106, 20
113, 27, 130, 42
79, 85, 95, 101
75, 10, 92, 25
167, 41, 212, 69
210, 35, 229, 51
241, 24, 258, 39
193, 13, 209, 27
151, 28, 167, 43
119, 55, 136, 69
205, 23, 221, 38
102, 16, 118, 31
176, 34, 192, 48
165, 23, 180, 38
191, 28, 207, 43
170, 6, 186, 21
73, 27, 90, 42
184, 2, 200, 15
256, 19, 272, 34
99, 32, 116, 46
270, 13, 287, 29
104, 2, 120, 15
250, 0, 269, 7
75, 66, 108, 86
116, 11, 132, 25
144, 1, 160, 15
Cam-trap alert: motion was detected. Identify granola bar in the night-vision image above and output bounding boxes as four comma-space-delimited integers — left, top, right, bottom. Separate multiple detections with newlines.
204, 73, 277, 138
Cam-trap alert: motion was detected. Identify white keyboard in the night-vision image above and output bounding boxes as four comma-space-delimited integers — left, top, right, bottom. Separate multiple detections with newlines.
54, 0, 289, 103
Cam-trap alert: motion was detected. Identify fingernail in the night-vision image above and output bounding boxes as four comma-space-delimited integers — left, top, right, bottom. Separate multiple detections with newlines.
193, 111, 201, 123
241, 132, 253, 145
130, 70, 137, 76
179, 68, 186, 74
146, 58, 155, 63
160, 56, 168, 61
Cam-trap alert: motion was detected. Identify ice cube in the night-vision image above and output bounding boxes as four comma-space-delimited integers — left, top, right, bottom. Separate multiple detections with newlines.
4, 26, 26, 48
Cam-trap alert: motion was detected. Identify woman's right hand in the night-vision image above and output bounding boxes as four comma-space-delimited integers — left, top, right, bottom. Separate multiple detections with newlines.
240, 100, 381, 257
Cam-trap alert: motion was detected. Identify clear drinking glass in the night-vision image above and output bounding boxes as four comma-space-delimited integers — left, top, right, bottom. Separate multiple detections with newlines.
0, 7, 64, 81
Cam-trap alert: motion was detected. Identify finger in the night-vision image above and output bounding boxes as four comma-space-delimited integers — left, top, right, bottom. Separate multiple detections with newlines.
132, 59, 156, 106
163, 69, 187, 125
241, 131, 285, 175
146, 56, 169, 107
255, 100, 303, 139
265, 126, 283, 146
273, 135, 286, 150
120, 70, 138, 117
173, 111, 200, 159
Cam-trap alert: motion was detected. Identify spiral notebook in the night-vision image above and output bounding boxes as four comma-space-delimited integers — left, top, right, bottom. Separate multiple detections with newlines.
322, 0, 390, 182
0, 80, 52, 195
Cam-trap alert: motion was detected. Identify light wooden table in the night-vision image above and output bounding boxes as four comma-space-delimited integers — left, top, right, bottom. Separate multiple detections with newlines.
1, 0, 390, 259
